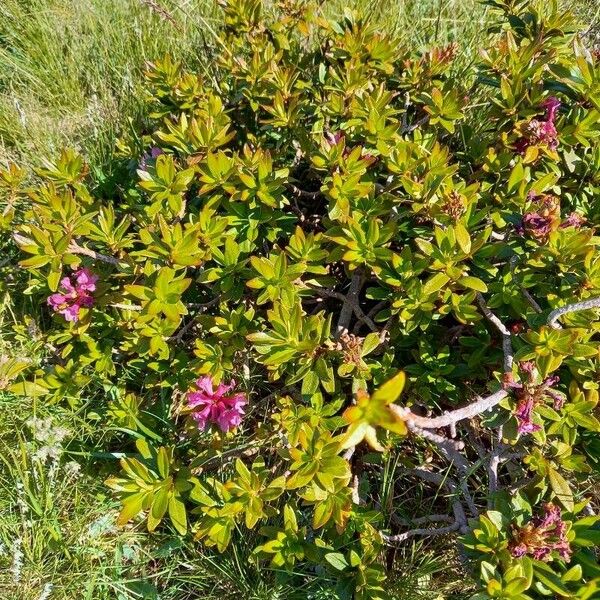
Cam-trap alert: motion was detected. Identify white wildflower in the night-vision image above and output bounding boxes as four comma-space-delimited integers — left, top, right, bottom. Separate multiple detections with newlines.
11, 537, 23, 583
38, 583, 53, 600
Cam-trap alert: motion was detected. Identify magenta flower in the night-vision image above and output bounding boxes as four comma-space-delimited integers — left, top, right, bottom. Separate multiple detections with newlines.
47, 268, 98, 322
560, 212, 586, 229
509, 503, 571, 562
186, 376, 247, 432
514, 397, 541, 434
507, 362, 563, 435
515, 97, 561, 155
515, 193, 560, 242
324, 131, 345, 147
541, 97, 561, 122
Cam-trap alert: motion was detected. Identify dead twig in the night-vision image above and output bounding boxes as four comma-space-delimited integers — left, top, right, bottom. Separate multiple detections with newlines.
68, 242, 123, 267
547, 296, 600, 329
476, 293, 513, 373
390, 389, 509, 429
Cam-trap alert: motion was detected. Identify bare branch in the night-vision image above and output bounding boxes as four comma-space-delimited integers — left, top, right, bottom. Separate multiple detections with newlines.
400, 114, 430, 135
392, 513, 455, 527
476, 293, 513, 373
169, 295, 222, 342
110, 303, 143, 311
407, 422, 477, 516
487, 425, 504, 499
68, 242, 123, 266
285, 183, 321, 201
521, 288, 543, 314
410, 467, 468, 531
547, 296, 600, 329
337, 272, 363, 336
381, 521, 460, 545
350, 475, 361, 505
407, 421, 465, 455
390, 389, 509, 429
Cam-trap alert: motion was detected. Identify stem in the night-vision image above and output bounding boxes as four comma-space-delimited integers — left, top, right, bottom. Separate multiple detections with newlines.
381, 521, 460, 545
407, 467, 468, 531
389, 389, 509, 429
308, 284, 378, 333
110, 303, 143, 311
407, 422, 478, 516
476, 293, 513, 373
487, 425, 504, 499
68, 242, 123, 266
336, 272, 363, 336
285, 183, 321, 200
547, 296, 600, 329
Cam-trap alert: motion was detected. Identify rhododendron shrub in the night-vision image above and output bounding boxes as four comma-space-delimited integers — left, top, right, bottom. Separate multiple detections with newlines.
1, 0, 599, 597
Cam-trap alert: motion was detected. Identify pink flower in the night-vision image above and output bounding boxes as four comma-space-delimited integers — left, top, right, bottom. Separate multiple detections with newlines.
186, 376, 247, 432
47, 268, 98, 322
514, 97, 561, 155
510, 362, 563, 435
514, 397, 541, 434
560, 212, 586, 229
510, 503, 571, 562
324, 131, 344, 147
516, 193, 560, 242
542, 97, 561, 122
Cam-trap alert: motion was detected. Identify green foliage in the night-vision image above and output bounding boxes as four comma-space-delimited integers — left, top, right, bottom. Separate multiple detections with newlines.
1, 0, 600, 597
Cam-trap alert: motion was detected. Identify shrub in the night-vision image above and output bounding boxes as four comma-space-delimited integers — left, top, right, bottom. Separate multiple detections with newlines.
1, 0, 600, 597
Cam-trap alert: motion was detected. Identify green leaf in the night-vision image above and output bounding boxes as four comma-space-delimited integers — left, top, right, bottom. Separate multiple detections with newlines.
547, 467, 574, 511
423, 272, 450, 295
168, 494, 188, 535
371, 371, 406, 404
8, 381, 48, 397
324, 552, 349, 571
533, 563, 571, 596
459, 276, 488, 292
455, 222, 471, 254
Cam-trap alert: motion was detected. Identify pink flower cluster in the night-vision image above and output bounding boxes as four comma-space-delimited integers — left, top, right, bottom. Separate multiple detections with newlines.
47, 268, 98, 322
510, 503, 571, 562
516, 192, 584, 243
186, 376, 247, 432
505, 362, 562, 435
515, 97, 561, 154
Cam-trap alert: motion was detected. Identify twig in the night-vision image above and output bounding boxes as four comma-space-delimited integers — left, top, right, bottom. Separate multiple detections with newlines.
476, 293, 513, 373
68, 242, 123, 266
140, 0, 182, 31
110, 303, 143, 311
462, 423, 486, 460
400, 114, 430, 135
407, 421, 465, 454
547, 296, 600, 329
169, 295, 221, 342
392, 513, 455, 527
521, 288, 543, 314
487, 425, 504, 499
389, 389, 509, 429
306, 282, 377, 334
408, 468, 468, 532
337, 272, 363, 336
378, 316, 394, 343
381, 521, 460, 545
407, 422, 477, 516
285, 183, 321, 201
350, 475, 360, 505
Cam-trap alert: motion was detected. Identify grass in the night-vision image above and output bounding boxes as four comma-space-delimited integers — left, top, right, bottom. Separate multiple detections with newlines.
0, 0, 500, 173
0, 0, 598, 598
